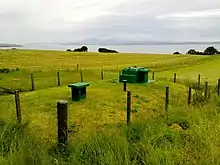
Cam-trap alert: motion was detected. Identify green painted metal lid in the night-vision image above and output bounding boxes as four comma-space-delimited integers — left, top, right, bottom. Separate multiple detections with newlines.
68, 82, 90, 88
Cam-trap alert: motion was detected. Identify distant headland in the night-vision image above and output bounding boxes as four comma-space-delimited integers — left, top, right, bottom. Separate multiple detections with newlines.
0, 43, 23, 47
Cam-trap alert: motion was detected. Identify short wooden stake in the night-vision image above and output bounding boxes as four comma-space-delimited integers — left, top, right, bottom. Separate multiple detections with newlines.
101, 67, 104, 80
14, 90, 21, 122
123, 80, 127, 92
165, 86, 169, 120
31, 73, 35, 91
57, 72, 61, 86
80, 70, 83, 82
188, 86, 192, 106
174, 73, 177, 83
218, 78, 220, 96
57, 100, 68, 146
127, 90, 131, 125
198, 74, 201, 90
204, 81, 208, 99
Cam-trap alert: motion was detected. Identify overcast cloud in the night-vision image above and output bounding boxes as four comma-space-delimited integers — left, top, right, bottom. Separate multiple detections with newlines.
0, 0, 220, 44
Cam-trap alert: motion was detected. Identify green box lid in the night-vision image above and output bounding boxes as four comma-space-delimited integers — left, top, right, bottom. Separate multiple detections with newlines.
68, 82, 90, 88
122, 66, 150, 72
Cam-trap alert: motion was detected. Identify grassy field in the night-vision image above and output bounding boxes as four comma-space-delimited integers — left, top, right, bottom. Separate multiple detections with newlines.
0, 49, 220, 164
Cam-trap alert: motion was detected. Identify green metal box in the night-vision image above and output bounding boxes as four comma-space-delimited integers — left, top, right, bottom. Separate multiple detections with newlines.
119, 66, 150, 83
68, 82, 90, 101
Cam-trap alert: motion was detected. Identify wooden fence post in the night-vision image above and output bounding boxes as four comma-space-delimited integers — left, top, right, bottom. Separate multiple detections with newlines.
14, 90, 21, 122
80, 70, 83, 82
165, 86, 169, 120
57, 100, 68, 147
204, 81, 208, 99
101, 67, 104, 80
188, 86, 192, 106
198, 74, 201, 90
218, 78, 220, 96
152, 72, 155, 80
127, 90, 131, 125
57, 72, 61, 86
31, 73, 35, 91
123, 80, 127, 92
174, 73, 177, 83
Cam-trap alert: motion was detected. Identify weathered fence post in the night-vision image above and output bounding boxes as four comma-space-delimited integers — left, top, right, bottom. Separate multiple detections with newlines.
31, 73, 35, 91
80, 70, 83, 82
188, 86, 192, 106
174, 73, 177, 83
165, 86, 169, 120
152, 72, 155, 80
57, 72, 61, 86
101, 67, 104, 80
127, 90, 131, 125
204, 81, 208, 99
77, 64, 79, 71
198, 74, 201, 90
14, 90, 21, 122
123, 80, 127, 92
218, 78, 220, 96
57, 100, 68, 147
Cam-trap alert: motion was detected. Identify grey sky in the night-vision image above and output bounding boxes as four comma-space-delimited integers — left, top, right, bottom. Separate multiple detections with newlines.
0, 0, 220, 44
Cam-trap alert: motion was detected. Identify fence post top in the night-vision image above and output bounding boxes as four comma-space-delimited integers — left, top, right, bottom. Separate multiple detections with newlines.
57, 100, 68, 104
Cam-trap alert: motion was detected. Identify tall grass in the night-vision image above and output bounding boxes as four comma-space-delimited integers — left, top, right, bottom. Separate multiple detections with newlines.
1, 95, 220, 165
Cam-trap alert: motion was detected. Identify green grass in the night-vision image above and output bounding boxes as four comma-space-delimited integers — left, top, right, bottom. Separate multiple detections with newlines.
1, 49, 220, 164
156, 55, 220, 85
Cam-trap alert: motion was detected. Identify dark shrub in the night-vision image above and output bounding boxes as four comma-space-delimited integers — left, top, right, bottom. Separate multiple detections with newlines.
66, 49, 72, 52
204, 46, 219, 55
173, 52, 181, 55
187, 46, 219, 55
187, 49, 197, 55
81, 46, 88, 52
73, 46, 88, 52
98, 48, 118, 53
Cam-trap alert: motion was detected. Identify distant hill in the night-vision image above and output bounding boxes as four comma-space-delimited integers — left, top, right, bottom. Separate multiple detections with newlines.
61, 39, 220, 46
0, 43, 23, 47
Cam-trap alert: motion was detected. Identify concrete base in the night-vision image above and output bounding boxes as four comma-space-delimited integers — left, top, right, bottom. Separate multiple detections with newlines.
148, 80, 156, 84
